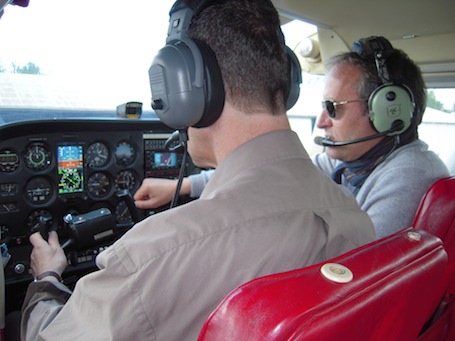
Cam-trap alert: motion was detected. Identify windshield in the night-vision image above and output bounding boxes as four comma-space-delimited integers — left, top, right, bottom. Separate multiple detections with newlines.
0, 0, 177, 122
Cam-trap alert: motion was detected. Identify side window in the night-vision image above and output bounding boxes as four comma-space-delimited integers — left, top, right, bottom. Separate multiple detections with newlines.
419, 88, 455, 174
281, 20, 323, 152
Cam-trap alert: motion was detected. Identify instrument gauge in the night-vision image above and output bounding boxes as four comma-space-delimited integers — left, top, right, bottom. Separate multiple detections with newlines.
86, 142, 110, 168
59, 168, 83, 193
0, 183, 18, 197
24, 143, 52, 171
0, 149, 20, 173
115, 141, 135, 166
115, 170, 137, 192
26, 210, 54, 235
25, 177, 53, 204
115, 200, 134, 225
87, 172, 111, 198
0, 202, 18, 214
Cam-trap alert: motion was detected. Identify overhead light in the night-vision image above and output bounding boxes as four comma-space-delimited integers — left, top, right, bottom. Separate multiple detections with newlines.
297, 38, 320, 60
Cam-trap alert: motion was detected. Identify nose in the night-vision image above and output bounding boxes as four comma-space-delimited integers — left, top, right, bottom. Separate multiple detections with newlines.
316, 109, 332, 129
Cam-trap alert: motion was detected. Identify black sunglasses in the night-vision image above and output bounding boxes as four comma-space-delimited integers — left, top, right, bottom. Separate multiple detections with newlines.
321, 99, 368, 119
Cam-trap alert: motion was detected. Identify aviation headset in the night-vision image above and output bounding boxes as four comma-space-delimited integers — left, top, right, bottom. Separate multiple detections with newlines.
148, 0, 302, 130
351, 36, 415, 135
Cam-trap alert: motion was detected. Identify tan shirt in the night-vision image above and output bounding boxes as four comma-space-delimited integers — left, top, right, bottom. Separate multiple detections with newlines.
22, 130, 375, 341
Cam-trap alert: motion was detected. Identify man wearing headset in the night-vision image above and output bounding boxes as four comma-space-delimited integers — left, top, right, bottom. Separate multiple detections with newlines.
312, 41, 449, 238
136, 36, 449, 239
22, 0, 374, 339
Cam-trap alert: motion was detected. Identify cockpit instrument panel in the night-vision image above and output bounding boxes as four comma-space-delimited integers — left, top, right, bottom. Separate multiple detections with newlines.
0, 119, 198, 313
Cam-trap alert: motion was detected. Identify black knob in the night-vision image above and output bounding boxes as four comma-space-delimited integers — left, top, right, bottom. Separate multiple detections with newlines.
152, 98, 164, 110
386, 91, 396, 101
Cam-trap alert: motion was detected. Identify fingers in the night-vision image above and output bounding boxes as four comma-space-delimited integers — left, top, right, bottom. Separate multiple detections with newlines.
29, 231, 46, 247
133, 190, 149, 203
29, 231, 61, 254
47, 231, 60, 248
29, 231, 59, 247
133, 180, 151, 201
134, 200, 149, 209
135, 197, 161, 209
30, 231, 68, 277
134, 179, 162, 208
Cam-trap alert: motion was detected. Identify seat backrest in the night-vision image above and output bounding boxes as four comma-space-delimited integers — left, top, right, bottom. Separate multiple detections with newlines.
198, 228, 448, 341
412, 176, 455, 267
412, 176, 455, 341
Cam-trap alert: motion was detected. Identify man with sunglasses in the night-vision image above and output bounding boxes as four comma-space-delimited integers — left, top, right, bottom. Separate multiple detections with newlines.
311, 37, 449, 238
134, 36, 449, 240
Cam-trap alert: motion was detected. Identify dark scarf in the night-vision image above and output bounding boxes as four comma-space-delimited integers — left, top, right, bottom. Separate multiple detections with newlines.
330, 118, 418, 195
331, 136, 399, 195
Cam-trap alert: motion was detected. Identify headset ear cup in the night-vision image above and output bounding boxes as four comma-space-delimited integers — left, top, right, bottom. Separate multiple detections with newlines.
368, 84, 414, 135
352, 36, 416, 136
285, 46, 302, 110
149, 38, 224, 129
149, 40, 205, 129
191, 39, 225, 128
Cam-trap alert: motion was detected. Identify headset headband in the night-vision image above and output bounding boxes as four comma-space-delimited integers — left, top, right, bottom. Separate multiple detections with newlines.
352, 36, 394, 84
168, 0, 214, 41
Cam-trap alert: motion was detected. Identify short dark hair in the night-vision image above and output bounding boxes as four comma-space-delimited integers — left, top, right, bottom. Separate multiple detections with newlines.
188, 0, 289, 115
327, 48, 426, 140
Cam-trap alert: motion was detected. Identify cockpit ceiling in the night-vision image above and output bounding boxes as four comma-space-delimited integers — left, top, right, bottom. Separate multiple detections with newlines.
273, 0, 455, 86
274, 0, 455, 41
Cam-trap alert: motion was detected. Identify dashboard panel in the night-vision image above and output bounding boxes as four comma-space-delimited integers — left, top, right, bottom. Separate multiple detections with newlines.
0, 118, 197, 313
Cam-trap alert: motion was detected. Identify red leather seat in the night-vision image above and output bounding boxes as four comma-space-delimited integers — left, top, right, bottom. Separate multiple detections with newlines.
413, 176, 455, 274
412, 176, 455, 340
198, 229, 447, 341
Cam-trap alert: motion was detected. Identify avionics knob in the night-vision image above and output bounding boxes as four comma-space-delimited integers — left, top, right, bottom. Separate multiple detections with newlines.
14, 263, 25, 274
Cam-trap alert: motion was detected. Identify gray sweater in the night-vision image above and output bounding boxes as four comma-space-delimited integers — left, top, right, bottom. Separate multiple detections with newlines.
312, 139, 449, 238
